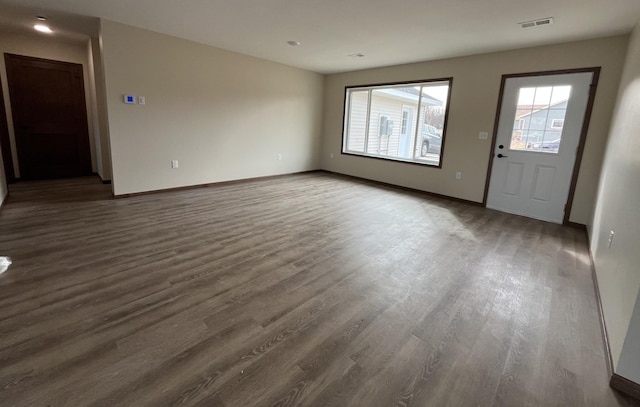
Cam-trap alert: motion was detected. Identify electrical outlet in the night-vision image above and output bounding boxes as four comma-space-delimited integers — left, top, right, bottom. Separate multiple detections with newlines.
277, 153, 282, 161
171, 160, 179, 169
455, 171, 462, 180
479, 132, 489, 140
608, 231, 615, 248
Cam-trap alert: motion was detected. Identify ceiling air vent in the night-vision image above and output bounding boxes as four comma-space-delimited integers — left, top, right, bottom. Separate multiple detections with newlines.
519, 17, 554, 29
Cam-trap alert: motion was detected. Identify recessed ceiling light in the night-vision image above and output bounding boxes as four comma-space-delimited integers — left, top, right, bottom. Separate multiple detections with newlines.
34, 24, 52, 34
36, 15, 47, 21
287, 40, 301, 46
348, 53, 365, 58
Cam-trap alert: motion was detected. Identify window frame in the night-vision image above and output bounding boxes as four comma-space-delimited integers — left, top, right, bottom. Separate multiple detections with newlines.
341, 78, 453, 169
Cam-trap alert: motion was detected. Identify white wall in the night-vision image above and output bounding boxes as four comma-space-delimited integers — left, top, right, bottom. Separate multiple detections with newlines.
619, 294, 640, 381
0, 30, 97, 178
321, 36, 628, 225
590, 23, 640, 378
99, 20, 324, 196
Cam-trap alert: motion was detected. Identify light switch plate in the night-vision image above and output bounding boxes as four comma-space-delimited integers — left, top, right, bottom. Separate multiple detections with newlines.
124, 95, 135, 104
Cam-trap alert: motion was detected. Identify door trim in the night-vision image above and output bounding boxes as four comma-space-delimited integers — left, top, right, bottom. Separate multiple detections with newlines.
482, 67, 601, 225
0, 75, 14, 183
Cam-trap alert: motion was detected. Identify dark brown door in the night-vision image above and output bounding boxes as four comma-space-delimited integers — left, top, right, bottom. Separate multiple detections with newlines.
5, 54, 91, 180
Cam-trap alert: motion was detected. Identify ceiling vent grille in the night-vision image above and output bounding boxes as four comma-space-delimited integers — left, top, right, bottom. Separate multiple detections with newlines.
519, 17, 554, 29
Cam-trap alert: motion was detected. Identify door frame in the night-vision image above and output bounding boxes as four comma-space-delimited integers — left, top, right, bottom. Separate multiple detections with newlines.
0, 75, 14, 184
482, 67, 601, 225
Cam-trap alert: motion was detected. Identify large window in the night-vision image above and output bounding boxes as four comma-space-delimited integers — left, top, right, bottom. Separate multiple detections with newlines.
342, 79, 452, 167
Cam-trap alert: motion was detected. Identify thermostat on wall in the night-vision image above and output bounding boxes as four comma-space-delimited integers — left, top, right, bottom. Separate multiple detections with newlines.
124, 95, 136, 104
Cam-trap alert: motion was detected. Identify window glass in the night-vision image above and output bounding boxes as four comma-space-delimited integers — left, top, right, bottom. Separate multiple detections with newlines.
345, 90, 368, 153
509, 85, 571, 154
342, 80, 452, 166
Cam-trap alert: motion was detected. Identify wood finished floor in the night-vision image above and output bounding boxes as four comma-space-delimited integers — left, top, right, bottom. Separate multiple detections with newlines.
0, 172, 636, 407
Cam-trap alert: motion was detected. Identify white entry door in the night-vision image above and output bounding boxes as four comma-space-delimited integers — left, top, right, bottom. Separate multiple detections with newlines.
486, 72, 593, 223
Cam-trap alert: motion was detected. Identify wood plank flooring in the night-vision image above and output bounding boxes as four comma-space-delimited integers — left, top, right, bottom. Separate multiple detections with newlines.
0, 172, 636, 407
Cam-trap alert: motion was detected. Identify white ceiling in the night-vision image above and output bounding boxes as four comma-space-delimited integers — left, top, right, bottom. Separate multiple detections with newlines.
1, 0, 639, 74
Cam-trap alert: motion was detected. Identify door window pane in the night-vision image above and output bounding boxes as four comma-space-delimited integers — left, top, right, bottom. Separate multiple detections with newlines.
510, 85, 571, 154
401, 110, 408, 134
